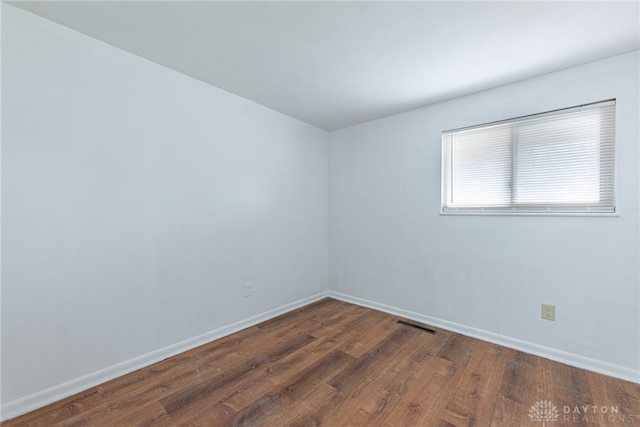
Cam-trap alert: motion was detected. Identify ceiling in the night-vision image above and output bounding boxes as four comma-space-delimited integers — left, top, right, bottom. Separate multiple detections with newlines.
8, 1, 640, 131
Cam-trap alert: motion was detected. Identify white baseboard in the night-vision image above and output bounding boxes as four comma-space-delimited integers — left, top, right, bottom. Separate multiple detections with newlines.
328, 291, 640, 384
4, 290, 637, 421
0, 291, 329, 422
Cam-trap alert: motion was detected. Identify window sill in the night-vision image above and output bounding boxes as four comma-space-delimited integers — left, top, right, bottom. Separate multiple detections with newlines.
440, 211, 620, 217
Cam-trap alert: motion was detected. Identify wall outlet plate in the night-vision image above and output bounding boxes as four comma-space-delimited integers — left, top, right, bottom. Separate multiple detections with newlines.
244, 282, 253, 297
541, 303, 555, 321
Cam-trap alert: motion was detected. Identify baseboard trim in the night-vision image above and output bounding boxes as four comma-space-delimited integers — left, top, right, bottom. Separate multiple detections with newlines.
328, 291, 640, 384
4, 290, 637, 421
0, 291, 329, 421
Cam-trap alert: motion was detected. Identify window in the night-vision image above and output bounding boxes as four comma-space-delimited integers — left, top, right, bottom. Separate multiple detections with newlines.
441, 100, 615, 214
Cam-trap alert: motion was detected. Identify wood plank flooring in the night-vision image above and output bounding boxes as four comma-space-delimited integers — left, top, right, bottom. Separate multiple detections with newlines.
3, 298, 640, 426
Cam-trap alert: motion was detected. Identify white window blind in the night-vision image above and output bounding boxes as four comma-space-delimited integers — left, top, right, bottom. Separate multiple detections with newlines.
441, 100, 615, 214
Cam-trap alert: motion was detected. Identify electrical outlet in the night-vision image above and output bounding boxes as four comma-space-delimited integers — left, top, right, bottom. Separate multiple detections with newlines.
244, 282, 253, 297
541, 303, 555, 321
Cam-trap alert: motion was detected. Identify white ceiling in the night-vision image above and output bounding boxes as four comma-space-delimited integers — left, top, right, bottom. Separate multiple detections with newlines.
9, 1, 640, 131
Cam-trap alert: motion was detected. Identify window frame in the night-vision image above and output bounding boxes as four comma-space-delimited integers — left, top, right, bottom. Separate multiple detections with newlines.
440, 100, 617, 216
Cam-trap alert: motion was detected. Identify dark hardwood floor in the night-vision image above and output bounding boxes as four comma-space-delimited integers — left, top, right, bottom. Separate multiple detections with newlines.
3, 298, 640, 426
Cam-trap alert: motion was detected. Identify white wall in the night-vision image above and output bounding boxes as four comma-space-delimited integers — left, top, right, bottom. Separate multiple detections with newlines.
1, 3, 328, 417
2, 2, 639, 421
329, 51, 640, 381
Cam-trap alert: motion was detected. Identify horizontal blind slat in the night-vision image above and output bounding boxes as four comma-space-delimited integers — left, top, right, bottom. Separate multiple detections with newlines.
441, 100, 615, 214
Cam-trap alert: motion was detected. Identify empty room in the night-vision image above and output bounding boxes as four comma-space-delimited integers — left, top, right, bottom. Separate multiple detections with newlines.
1, 1, 639, 425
